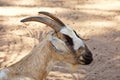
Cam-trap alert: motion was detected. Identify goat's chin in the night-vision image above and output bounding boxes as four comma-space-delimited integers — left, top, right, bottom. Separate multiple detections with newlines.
66, 63, 80, 72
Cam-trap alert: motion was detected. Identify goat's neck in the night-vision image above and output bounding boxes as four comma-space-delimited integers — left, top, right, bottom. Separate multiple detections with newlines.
8, 39, 56, 80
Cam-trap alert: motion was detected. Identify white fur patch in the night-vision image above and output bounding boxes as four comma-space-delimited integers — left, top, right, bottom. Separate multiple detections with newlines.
49, 34, 68, 53
60, 27, 85, 50
0, 68, 9, 79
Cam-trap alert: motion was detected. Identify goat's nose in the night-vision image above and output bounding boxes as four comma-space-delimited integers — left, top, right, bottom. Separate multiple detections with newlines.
82, 51, 93, 65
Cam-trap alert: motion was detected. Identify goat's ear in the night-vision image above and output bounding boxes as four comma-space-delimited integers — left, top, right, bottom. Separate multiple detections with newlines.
49, 35, 68, 54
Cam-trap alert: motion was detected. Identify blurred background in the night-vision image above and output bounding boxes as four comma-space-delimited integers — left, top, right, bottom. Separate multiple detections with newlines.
0, 0, 120, 80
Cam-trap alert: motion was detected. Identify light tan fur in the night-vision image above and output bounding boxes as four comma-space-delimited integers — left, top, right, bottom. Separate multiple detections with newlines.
0, 12, 93, 80
0, 32, 77, 80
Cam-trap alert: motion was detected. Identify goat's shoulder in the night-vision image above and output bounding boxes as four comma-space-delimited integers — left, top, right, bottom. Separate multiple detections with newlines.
0, 68, 35, 80
0, 68, 10, 80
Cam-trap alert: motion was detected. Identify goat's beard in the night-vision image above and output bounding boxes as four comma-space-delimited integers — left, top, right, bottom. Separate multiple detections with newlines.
66, 63, 80, 72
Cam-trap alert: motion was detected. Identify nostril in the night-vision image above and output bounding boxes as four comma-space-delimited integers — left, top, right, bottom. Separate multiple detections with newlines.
82, 52, 93, 65
85, 51, 92, 57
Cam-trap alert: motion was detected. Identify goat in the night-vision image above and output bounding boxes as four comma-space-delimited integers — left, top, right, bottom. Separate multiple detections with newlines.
0, 11, 93, 80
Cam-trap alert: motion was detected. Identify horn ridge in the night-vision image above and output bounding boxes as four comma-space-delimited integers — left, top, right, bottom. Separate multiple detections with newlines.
38, 11, 66, 27
21, 16, 62, 32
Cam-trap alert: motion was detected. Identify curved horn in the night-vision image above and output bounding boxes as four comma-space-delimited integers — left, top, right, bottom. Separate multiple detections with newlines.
38, 11, 66, 27
21, 16, 62, 32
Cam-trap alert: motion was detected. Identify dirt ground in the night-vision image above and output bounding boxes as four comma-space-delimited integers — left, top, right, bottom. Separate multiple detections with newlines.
0, 0, 120, 80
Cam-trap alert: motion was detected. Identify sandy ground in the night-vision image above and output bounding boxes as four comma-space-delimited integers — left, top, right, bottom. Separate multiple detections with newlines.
0, 0, 120, 80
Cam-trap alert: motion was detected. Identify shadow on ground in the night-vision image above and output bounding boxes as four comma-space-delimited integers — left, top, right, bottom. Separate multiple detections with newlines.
0, 0, 120, 80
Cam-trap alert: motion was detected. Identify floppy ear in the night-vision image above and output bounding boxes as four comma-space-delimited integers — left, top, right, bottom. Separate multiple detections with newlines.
48, 34, 69, 53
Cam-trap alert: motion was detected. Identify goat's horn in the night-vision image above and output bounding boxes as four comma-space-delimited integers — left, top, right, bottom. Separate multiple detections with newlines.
21, 16, 62, 32
38, 11, 66, 27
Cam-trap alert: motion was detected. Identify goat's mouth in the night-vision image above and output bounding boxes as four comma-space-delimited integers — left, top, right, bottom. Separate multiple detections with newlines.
77, 56, 93, 65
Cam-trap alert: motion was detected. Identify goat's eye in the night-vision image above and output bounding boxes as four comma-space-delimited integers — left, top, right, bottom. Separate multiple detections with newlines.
64, 34, 73, 46
65, 41, 70, 46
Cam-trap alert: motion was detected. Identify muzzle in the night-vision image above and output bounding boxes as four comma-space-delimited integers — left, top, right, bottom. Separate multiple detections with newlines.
82, 51, 93, 65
